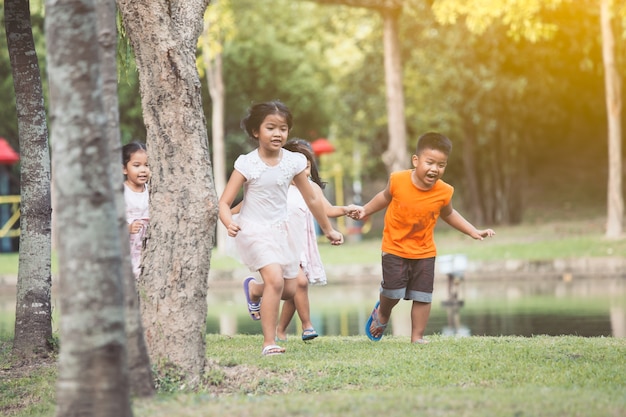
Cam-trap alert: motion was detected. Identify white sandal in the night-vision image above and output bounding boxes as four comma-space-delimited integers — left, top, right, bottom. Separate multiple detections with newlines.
261, 344, 285, 356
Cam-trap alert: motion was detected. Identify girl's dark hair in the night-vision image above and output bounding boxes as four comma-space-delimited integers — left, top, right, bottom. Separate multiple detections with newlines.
416, 132, 452, 156
122, 141, 147, 166
284, 138, 326, 189
240, 100, 293, 139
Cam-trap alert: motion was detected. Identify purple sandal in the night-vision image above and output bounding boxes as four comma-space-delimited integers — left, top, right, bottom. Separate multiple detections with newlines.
243, 277, 261, 320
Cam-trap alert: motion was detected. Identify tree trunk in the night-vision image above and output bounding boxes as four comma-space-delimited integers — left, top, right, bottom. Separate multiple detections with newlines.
46, 0, 131, 415
380, 6, 408, 173
116, 0, 218, 386
5, 0, 53, 358
502, 130, 525, 225
601, 0, 623, 239
96, 0, 154, 397
460, 122, 485, 225
201, 10, 227, 253
307, 0, 408, 173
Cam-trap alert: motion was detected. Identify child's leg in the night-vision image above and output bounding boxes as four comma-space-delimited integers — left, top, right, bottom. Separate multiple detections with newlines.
369, 294, 399, 339
410, 301, 431, 343
281, 275, 297, 300
406, 257, 435, 344
369, 253, 406, 339
247, 279, 264, 301
293, 269, 314, 331
276, 269, 308, 339
276, 299, 295, 341
258, 264, 285, 348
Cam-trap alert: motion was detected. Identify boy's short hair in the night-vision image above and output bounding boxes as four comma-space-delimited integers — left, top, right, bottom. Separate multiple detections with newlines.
416, 132, 452, 156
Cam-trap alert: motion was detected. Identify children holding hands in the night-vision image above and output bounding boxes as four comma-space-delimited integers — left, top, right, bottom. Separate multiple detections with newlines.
220, 101, 493, 353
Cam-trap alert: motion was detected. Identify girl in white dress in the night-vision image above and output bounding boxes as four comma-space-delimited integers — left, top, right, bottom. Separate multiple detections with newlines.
218, 101, 344, 356
122, 142, 150, 279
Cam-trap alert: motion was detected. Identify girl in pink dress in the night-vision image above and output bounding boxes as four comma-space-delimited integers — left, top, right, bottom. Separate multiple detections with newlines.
122, 142, 150, 279
218, 101, 344, 356
276, 139, 350, 342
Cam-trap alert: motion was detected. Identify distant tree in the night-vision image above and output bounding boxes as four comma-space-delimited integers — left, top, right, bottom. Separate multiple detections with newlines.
46, 0, 131, 414
308, 0, 408, 173
116, 0, 218, 386
199, 0, 235, 253
600, 0, 623, 239
222, 0, 339, 147
432, 0, 624, 232
5, 0, 53, 358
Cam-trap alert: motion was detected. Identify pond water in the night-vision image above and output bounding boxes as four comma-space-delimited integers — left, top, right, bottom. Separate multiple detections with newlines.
1, 275, 625, 339
206, 275, 626, 339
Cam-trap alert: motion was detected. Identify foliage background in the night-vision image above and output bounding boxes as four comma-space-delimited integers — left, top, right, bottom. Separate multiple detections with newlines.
0, 0, 624, 226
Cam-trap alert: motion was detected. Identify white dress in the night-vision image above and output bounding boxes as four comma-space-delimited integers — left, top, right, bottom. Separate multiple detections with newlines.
287, 183, 327, 285
124, 183, 149, 279
232, 149, 307, 278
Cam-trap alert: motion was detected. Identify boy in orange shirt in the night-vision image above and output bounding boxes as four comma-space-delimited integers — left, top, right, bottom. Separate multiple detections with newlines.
349, 132, 495, 344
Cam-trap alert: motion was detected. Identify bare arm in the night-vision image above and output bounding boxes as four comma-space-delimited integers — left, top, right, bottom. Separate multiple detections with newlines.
218, 170, 245, 237
293, 171, 343, 245
440, 203, 495, 240
230, 201, 242, 215
310, 182, 348, 218
349, 180, 392, 220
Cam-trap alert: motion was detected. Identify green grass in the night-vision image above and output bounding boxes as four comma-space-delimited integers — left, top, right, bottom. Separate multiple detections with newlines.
0, 253, 19, 276
2, 217, 625, 415
0, 253, 57, 277
0, 336, 56, 417
132, 334, 626, 417
209, 216, 626, 270
430, 217, 626, 261
3, 334, 624, 416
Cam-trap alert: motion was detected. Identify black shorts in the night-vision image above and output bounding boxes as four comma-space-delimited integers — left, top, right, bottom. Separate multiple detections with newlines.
380, 252, 435, 303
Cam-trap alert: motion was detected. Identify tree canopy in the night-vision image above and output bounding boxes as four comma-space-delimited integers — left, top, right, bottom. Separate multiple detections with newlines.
1, 0, 623, 224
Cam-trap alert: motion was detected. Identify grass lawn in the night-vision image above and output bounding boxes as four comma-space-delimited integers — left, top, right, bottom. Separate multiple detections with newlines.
2, 334, 625, 417
210, 216, 626, 270
2, 217, 625, 416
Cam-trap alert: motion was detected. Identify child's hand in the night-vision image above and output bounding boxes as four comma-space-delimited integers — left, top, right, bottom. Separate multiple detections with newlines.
344, 204, 359, 215
325, 229, 344, 246
346, 205, 365, 220
226, 221, 241, 237
474, 229, 496, 240
129, 220, 144, 234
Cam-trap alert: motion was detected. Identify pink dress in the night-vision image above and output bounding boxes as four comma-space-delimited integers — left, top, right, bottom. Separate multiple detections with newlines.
287, 183, 327, 285
231, 149, 307, 279
124, 183, 149, 279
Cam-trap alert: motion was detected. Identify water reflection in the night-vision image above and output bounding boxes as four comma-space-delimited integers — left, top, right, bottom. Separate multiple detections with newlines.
206, 275, 626, 339
1, 276, 625, 339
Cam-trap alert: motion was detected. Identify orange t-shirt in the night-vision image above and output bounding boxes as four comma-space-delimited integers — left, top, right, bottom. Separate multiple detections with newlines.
381, 170, 453, 259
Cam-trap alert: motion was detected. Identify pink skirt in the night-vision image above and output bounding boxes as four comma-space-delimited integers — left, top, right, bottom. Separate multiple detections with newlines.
232, 217, 305, 279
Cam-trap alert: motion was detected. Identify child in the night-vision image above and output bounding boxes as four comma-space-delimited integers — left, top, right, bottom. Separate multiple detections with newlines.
276, 139, 350, 342
218, 101, 344, 356
122, 141, 150, 279
349, 132, 495, 344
